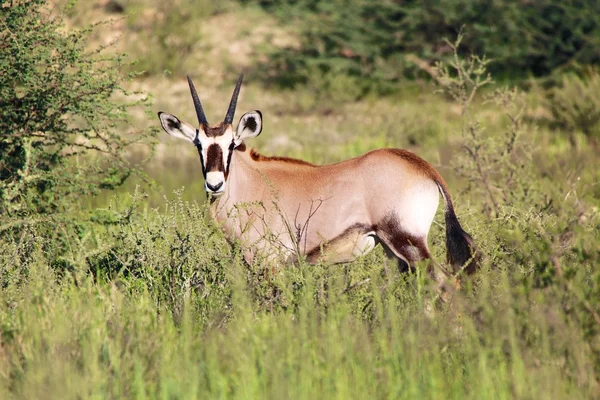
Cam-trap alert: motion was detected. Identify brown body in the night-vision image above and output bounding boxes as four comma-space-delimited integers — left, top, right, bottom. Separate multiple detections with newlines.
158, 74, 479, 276
214, 145, 446, 267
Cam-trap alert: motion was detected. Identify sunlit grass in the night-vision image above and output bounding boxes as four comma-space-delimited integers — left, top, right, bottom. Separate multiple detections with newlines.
0, 230, 596, 398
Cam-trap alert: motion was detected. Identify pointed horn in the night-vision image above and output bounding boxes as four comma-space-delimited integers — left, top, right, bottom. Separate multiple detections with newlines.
187, 75, 208, 126
224, 74, 244, 125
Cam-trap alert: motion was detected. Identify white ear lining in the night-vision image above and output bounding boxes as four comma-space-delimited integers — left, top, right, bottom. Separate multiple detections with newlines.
158, 112, 197, 143
235, 111, 262, 145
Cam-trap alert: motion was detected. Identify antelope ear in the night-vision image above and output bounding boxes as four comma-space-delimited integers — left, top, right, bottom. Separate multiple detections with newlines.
234, 111, 262, 146
158, 112, 197, 143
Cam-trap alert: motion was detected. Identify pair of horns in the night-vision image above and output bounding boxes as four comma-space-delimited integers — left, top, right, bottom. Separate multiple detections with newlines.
187, 74, 243, 126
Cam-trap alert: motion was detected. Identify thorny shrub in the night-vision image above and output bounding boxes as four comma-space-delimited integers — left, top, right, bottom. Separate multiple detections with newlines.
432, 34, 600, 374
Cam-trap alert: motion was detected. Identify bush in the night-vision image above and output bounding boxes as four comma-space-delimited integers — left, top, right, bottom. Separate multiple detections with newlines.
433, 36, 600, 374
249, 0, 600, 96
87, 191, 233, 324
0, 1, 156, 219
544, 68, 600, 142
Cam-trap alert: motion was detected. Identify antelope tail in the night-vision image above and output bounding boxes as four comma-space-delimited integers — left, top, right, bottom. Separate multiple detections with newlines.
436, 181, 480, 275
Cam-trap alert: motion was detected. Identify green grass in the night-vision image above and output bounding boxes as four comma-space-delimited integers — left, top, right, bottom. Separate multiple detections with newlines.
0, 223, 597, 398
2, 183, 599, 398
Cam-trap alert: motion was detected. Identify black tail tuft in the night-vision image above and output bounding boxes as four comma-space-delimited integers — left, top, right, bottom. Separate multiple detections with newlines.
437, 182, 480, 275
445, 210, 479, 275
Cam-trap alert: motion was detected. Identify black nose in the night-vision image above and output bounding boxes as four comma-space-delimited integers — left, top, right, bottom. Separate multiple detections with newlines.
206, 181, 223, 192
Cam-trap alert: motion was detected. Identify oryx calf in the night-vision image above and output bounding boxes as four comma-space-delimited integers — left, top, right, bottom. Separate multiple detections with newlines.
158, 75, 479, 277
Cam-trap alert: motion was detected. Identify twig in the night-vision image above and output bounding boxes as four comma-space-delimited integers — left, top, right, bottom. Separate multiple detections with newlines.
342, 278, 371, 295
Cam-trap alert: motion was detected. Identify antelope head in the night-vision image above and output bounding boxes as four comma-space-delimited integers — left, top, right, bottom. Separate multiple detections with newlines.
158, 75, 262, 195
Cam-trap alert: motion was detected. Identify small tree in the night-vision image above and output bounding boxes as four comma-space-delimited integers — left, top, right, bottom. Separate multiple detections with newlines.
0, 0, 156, 219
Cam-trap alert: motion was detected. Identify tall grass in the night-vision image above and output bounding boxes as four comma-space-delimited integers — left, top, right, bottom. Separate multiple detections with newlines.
0, 197, 597, 398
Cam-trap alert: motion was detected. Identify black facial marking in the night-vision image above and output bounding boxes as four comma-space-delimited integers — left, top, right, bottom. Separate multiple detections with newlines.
196, 145, 206, 178
225, 141, 235, 178
245, 116, 257, 133
206, 144, 224, 172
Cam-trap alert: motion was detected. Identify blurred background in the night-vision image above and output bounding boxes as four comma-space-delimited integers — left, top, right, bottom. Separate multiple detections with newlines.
64, 0, 600, 205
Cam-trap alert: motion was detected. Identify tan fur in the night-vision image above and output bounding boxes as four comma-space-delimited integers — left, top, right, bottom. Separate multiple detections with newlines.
212, 146, 442, 265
